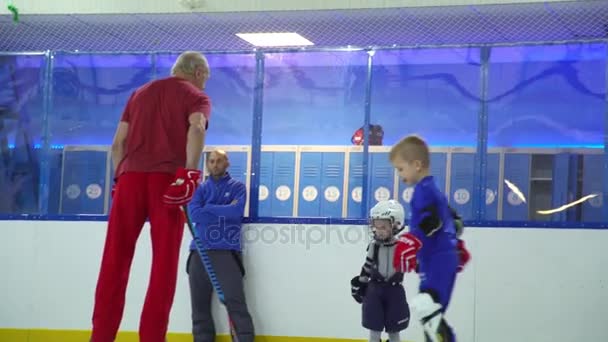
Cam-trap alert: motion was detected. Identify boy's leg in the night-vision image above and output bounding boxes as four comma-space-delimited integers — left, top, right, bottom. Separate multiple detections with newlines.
368, 330, 382, 342
420, 319, 455, 342
387, 331, 401, 342
187, 250, 216, 342
414, 255, 458, 342
139, 173, 185, 342
437, 319, 456, 342
412, 291, 446, 342
91, 172, 148, 342
206, 250, 255, 342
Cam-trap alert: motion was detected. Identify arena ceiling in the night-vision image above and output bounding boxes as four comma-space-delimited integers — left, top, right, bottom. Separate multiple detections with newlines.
0, 0, 607, 52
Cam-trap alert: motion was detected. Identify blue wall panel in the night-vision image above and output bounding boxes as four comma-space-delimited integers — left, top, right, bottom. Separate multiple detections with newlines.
502, 153, 530, 221
60, 150, 108, 214
485, 153, 500, 220
299, 152, 322, 217
298, 152, 344, 217
258, 153, 273, 216
551, 154, 570, 222
582, 154, 604, 222
225, 152, 248, 185
449, 153, 475, 220
319, 152, 345, 218
430, 152, 448, 195
258, 151, 295, 217
368, 152, 394, 209
347, 152, 364, 218
46, 149, 64, 215
565, 155, 580, 222
398, 183, 415, 222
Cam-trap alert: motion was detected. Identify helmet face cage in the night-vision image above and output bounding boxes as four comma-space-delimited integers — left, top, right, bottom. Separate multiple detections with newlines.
369, 218, 396, 241
369, 200, 405, 241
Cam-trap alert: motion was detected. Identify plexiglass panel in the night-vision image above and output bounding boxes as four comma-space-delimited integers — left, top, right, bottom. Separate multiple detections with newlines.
488, 43, 606, 223
260, 51, 368, 218
371, 48, 482, 221
1, 45, 605, 223
0, 54, 47, 214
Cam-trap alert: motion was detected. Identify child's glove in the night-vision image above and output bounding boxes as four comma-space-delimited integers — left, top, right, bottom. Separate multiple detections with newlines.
456, 239, 471, 272
449, 205, 464, 237
393, 233, 422, 273
350, 276, 366, 304
162, 168, 202, 206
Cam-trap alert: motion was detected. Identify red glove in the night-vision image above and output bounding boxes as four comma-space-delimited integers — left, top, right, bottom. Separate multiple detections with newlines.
393, 233, 422, 273
162, 168, 202, 206
456, 239, 471, 272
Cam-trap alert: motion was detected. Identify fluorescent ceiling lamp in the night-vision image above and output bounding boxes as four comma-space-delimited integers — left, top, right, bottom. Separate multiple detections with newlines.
235, 32, 314, 47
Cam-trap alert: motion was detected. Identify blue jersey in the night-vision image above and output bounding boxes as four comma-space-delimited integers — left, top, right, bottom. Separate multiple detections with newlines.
409, 176, 459, 309
409, 175, 457, 261
187, 172, 247, 251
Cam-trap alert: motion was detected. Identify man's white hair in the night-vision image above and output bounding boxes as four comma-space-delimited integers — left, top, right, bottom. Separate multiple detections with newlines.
171, 51, 209, 76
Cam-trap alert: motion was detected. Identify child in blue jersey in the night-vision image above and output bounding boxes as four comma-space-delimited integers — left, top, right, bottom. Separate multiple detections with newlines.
389, 135, 470, 342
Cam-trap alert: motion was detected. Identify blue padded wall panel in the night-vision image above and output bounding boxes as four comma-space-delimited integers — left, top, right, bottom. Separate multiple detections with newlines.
60, 150, 108, 214
565, 154, 580, 222
298, 152, 323, 217
258, 152, 273, 216
582, 154, 604, 222
299, 152, 345, 217
551, 153, 570, 222
258, 151, 295, 217
225, 152, 248, 185
272, 152, 296, 217
449, 153, 475, 220
347, 152, 364, 218
319, 152, 345, 218
502, 153, 530, 221
46, 148, 63, 215
430, 153, 448, 194
485, 153, 500, 220
369, 152, 394, 209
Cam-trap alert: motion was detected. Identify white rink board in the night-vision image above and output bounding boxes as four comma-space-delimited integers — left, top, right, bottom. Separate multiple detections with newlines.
0, 221, 607, 341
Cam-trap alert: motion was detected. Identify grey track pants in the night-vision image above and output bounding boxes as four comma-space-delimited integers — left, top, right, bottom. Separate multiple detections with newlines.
186, 249, 255, 342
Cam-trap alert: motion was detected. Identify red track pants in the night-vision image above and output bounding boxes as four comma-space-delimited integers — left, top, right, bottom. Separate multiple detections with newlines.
91, 172, 185, 342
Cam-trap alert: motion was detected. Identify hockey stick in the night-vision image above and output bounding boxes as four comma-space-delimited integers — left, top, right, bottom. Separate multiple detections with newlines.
181, 205, 239, 342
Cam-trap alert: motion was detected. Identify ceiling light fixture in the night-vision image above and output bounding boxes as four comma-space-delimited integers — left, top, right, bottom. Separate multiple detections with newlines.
235, 32, 314, 47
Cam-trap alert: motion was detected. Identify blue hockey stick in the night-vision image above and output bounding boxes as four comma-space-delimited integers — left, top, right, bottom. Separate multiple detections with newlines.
182, 205, 238, 341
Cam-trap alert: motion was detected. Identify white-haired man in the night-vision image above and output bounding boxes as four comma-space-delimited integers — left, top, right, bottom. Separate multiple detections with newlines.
90, 51, 212, 342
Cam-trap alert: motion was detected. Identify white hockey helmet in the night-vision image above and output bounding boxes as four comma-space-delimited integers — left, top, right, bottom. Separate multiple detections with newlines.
369, 199, 406, 232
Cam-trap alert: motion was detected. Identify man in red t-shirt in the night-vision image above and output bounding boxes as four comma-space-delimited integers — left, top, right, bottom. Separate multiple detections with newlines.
90, 51, 212, 342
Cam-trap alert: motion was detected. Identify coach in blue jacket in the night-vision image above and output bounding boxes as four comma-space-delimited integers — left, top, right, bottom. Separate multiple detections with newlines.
186, 149, 254, 342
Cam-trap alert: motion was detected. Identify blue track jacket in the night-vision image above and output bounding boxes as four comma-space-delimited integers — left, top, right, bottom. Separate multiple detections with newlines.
187, 172, 247, 251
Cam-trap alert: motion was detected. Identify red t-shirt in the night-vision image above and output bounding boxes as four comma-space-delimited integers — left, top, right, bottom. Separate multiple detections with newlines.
115, 76, 211, 177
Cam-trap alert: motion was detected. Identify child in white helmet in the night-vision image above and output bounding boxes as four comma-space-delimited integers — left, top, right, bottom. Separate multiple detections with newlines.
350, 200, 411, 342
